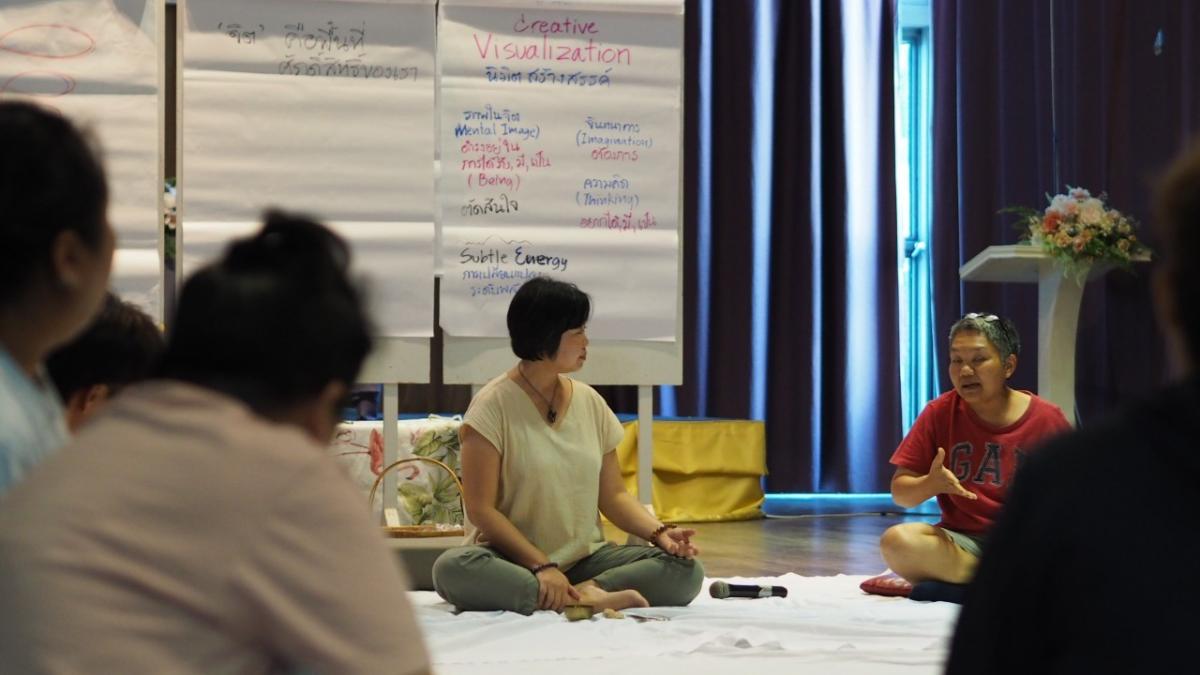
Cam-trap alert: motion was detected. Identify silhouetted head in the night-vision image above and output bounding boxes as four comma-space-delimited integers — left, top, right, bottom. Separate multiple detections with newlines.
1153, 140, 1200, 374
0, 101, 113, 357
160, 211, 373, 438
46, 293, 164, 432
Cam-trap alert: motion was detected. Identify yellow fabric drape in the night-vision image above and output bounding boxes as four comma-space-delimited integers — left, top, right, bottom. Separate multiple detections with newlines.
614, 420, 766, 522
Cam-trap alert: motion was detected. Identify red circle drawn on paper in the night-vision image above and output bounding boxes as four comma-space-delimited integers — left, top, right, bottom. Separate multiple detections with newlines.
0, 24, 96, 59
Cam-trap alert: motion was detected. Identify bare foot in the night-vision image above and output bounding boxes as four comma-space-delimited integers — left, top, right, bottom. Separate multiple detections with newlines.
574, 580, 649, 611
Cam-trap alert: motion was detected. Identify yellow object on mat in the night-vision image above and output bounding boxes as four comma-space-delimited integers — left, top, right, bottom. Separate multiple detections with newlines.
615, 420, 765, 522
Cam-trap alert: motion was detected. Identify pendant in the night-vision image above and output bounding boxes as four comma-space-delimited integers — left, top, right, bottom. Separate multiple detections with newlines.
547, 407, 557, 423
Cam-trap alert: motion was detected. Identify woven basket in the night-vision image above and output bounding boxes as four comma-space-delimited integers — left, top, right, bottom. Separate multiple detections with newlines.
367, 456, 466, 539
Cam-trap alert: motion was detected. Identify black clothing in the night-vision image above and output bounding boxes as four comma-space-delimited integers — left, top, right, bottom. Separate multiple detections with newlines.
947, 376, 1200, 674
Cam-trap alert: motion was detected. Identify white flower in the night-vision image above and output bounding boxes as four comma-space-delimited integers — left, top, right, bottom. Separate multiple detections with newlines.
1079, 198, 1104, 225
1048, 194, 1078, 216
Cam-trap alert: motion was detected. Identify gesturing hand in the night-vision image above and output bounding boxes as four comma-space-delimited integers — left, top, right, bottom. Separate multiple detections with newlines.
535, 566, 580, 612
925, 447, 977, 500
654, 527, 700, 558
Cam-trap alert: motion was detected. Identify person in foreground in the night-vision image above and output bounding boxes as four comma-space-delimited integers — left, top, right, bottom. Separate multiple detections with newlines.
0, 101, 114, 494
433, 276, 704, 615
865, 314, 1070, 602
46, 292, 164, 433
0, 213, 430, 675
946, 143, 1200, 673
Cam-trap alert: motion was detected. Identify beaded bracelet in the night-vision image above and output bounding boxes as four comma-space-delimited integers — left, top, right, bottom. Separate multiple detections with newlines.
530, 561, 559, 575
648, 523, 676, 547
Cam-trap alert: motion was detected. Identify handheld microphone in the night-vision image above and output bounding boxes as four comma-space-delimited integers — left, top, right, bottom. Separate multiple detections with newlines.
708, 580, 788, 599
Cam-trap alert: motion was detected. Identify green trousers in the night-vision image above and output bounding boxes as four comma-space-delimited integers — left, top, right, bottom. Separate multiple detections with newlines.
432, 543, 704, 615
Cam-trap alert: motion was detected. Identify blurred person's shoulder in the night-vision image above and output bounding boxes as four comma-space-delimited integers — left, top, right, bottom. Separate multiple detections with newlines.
88, 379, 341, 491
1022, 376, 1200, 487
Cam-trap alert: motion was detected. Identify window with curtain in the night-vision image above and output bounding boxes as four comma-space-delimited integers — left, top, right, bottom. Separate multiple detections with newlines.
895, 0, 938, 432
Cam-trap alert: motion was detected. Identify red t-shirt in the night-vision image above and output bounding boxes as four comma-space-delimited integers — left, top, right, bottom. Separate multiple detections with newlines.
890, 390, 1071, 535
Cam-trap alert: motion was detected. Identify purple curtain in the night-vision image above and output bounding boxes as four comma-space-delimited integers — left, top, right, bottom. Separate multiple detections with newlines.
625, 0, 904, 493
654, 0, 902, 493
764, 0, 902, 492
595, 0, 904, 493
933, 0, 1200, 421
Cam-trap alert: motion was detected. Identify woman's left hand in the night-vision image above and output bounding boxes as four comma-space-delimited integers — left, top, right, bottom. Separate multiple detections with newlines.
654, 528, 699, 558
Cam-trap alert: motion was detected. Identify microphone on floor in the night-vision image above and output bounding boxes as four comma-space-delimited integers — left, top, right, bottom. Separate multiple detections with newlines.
708, 580, 789, 599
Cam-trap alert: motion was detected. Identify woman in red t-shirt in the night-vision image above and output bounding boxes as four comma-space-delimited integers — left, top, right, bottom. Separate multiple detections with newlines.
867, 313, 1070, 599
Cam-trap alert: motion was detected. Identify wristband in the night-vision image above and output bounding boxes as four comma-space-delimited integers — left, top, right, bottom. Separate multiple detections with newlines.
530, 561, 559, 575
648, 523, 676, 547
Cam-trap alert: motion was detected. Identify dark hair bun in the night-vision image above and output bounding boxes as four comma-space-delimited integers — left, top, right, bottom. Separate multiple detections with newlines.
160, 210, 373, 413
223, 210, 351, 286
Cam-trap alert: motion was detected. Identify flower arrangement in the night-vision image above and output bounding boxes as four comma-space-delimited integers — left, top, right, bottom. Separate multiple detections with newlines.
1008, 187, 1149, 281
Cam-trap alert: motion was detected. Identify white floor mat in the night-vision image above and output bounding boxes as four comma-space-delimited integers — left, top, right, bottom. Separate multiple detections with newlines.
411, 574, 959, 674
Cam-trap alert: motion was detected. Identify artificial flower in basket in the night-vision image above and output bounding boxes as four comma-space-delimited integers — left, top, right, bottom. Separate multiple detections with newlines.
1006, 186, 1150, 282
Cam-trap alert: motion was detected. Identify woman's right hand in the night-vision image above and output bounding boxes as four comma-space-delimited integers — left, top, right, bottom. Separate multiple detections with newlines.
535, 566, 580, 612
925, 447, 977, 500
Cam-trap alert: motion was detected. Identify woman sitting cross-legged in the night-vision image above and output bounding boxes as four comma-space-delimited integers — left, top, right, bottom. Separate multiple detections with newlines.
433, 276, 704, 615
867, 313, 1071, 603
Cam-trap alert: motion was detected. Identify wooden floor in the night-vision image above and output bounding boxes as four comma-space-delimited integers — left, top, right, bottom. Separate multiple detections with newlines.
604, 511, 938, 578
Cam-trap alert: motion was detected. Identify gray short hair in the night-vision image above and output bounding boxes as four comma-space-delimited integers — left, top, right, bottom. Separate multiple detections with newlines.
948, 313, 1021, 362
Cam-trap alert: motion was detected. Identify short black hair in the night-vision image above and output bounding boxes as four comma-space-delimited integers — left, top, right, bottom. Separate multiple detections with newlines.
46, 293, 164, 401
159, 211, 373, 415
0, 101, 108, 305
506, 277, 590, 361
1154, 139, 1200, 364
